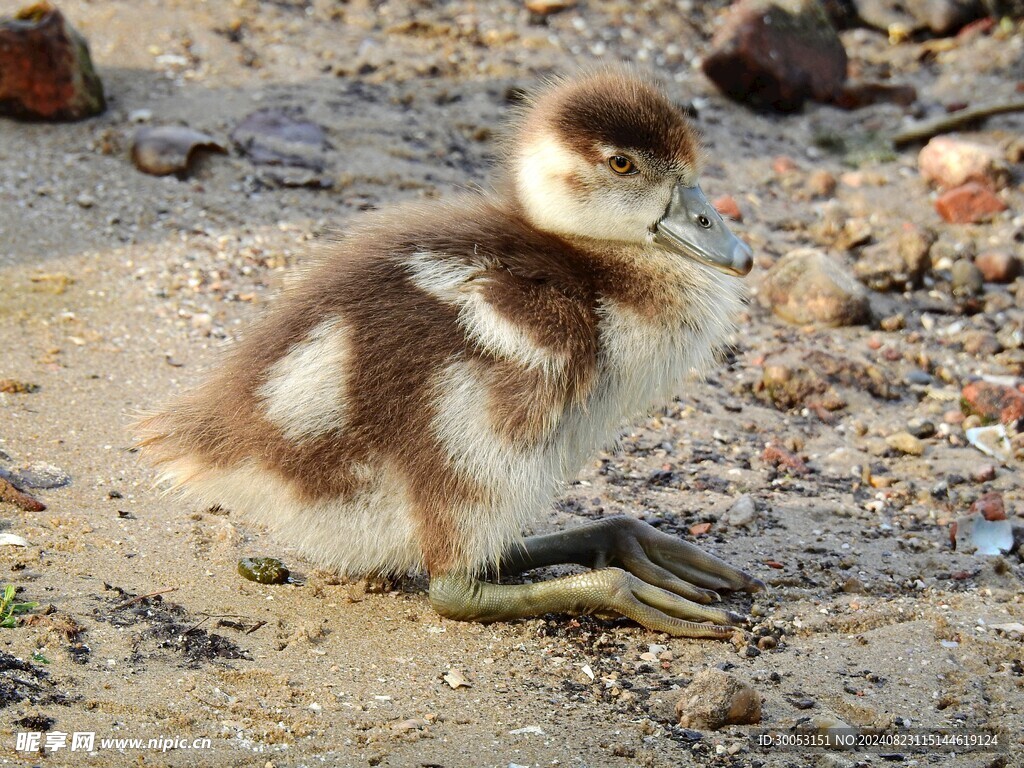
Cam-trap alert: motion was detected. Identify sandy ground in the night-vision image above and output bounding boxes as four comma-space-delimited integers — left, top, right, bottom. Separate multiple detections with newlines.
0, 1, 1022, 766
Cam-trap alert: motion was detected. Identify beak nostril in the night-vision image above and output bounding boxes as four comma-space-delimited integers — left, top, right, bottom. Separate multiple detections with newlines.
697, 214, 712, 229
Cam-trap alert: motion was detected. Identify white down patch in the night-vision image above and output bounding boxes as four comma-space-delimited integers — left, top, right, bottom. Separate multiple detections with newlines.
161, 455, 423, 576
257, 316, 351, 442
404, 252, 566, 376
553, 263, 745, 478
429, 359, 558, 571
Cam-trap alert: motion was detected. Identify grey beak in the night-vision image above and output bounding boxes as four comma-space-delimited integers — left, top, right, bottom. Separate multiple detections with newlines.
654, 184, 753, 276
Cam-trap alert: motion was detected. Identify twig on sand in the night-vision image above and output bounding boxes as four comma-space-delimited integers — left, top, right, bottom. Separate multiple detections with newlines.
112, 587, 178, 610
893, 98, 1024, 147
0, 477, 45, 512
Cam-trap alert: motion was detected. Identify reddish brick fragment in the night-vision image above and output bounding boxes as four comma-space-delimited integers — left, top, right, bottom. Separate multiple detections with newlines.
935, 183, 1007, 224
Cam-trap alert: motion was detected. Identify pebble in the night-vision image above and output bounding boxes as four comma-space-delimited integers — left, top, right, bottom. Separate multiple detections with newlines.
237, 557, 290, 584
918, 136, 1009, 190
724, 494, 759, 528
759, 248, 870, 327
675, 669, 762, 729
907, 419, 936, 439
950, 259, 984, 297
935, 182, 1008, 224
524, 0, 576, 13
961, 380, 1024, 424
76, 193, 95, 209
806, 169, 837, 198
701, 0, 847, 112
854, 235, 928, 292
971, 464, 996, 483
886, 431, 925, 456
1, 461, 72, 489
842, 576, 867, 594
756, 635, 777, 651
969, 492, 1006, 522
131, 125, 227, 177
975, 251, 1020, 283
772, 156, 800, 174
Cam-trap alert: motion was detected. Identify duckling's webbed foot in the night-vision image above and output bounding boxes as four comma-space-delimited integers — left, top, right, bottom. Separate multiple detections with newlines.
429, 517, 764, 639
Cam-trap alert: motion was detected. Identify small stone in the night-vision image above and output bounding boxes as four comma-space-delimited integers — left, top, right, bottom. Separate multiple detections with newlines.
950, 259, 984, 297
442, 669, 472, 689
886, 431, 925, 456
909, 0, 984, 35
971, 464, 996, 483
756, 635, 778, 651
880, 314, 905, 332
975, 251, 1020, 283
907, 419, 936, 439
919, 136, 1009, 191
935, 183, 1008, 224
701, 0, 847, 112
237, 557, 290, 585
75, 193, 94, 208
960, 330, 1001, 357
759, 248, 870, 327
2, 461, 71, 489
842, 576, 867, 593
0, 2, 105, 120
944, 409, 965, 424
131, 125, 227, 177
724, 494, 759, 528
772, 156, 800, 174
0, 379, 40, 394
524, 0, 576, 13
970, 491, 1006, 521
712, 194, 742, 222
961, 381, 1024, 424
806, 169, 837, 198
802, 713, 852, 738
854, 231, 930, 292
675, 669, 762, 730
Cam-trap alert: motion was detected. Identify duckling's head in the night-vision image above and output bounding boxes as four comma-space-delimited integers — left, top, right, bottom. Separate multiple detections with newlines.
511, 70, 752, 276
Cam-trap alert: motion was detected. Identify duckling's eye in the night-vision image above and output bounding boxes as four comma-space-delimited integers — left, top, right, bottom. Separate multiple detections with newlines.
607, 155, 637, 176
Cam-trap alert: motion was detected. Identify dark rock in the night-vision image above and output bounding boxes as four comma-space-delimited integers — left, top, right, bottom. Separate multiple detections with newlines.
0, 2, 105, 121
759, 248, 870, 327
701, 0, 847, 112
908, 419, 936, 438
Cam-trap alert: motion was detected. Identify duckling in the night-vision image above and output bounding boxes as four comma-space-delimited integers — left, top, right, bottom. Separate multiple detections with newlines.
137, 69, 762, 638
